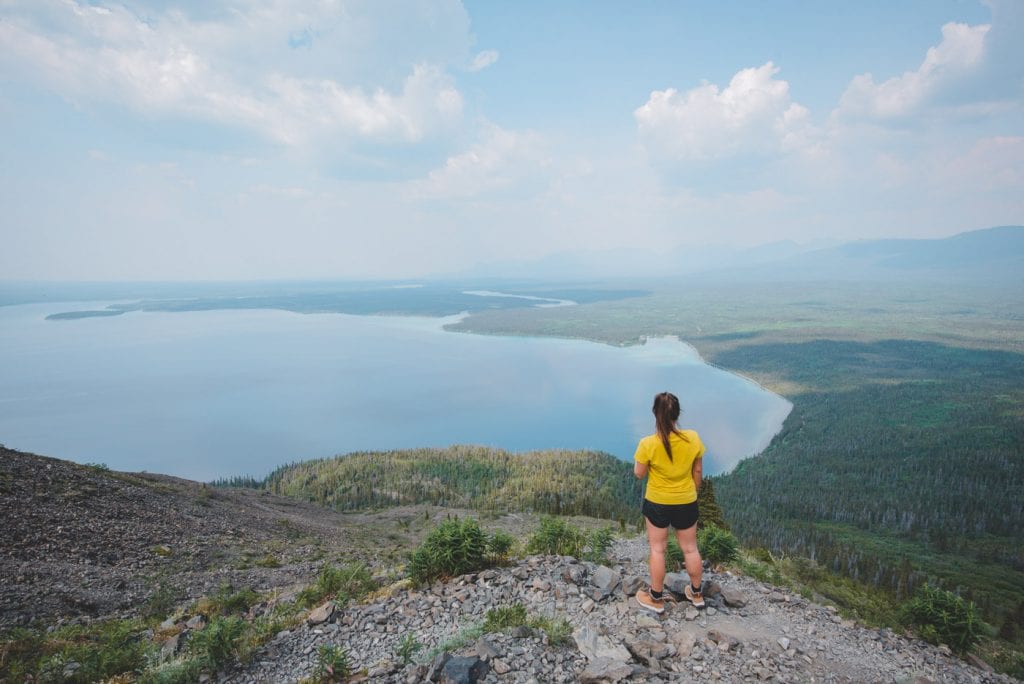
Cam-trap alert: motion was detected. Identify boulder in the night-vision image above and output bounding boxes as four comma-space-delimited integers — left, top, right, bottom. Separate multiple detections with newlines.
579, 657, 634, 684
573, 623, 632, 662
441, 656, 489, 684
306, 601, 334, 626
591, 566, 621, 598
721, 587, 747, 608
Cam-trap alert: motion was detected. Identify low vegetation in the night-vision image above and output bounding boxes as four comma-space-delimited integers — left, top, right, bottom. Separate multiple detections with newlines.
526, 515, 614, 563
407, 517, 511, 585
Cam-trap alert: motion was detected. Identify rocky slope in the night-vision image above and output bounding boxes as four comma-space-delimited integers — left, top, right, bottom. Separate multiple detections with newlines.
222, 538, 1015, 683
1, 447, 1016, 682
1, 446, 477, 629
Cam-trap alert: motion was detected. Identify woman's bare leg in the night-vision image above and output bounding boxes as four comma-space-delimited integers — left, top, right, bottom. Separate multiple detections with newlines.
675, 524, 702, 589
645, 518, 669, 592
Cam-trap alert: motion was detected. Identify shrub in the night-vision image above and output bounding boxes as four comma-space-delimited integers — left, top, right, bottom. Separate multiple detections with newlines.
583, 526, 614, 564
527, 516, 584, 557
188, 616, 246, 670
526, 517, 615, 563
697, 524, 739, 565
34, 620, 153, 684
532, 615, 573, 646
213, 584, 261, 615
298, 562, 376, 608
666, 535, 685, 571
488, 530, 516, 560
395, 633, 422, 666
408, 518, 492, 584
484, 604, 528, 632
142, 579, 178, 620
900, 584, 981, 655
313, 644, 350, 683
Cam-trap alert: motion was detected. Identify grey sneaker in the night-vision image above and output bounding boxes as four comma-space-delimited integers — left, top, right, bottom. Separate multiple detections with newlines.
635, 589, 665, 614
684, 584, 705, 608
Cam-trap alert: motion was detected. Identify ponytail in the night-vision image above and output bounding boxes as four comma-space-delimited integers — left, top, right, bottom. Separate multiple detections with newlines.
653, 391, 686, 461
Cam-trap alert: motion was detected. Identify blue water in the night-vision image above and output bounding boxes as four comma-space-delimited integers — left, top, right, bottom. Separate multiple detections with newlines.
0, 303, 791, 481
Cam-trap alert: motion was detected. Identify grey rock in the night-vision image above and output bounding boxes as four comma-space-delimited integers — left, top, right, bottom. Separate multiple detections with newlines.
573, 623, 631, 662
663, 572, 689, 595
635, 613, 660, 629
721, 586, 747, 608
591, 566, 620, 597
441, 655, 489, 684
621, 575, 644, 596
563, 565, 588, 585
579, 657, 633, 683
425, 652, 450, 682
185, 614, 206, 630
306, 601, 334, 626
671, 631, 697, 657
474, 636, 503, 661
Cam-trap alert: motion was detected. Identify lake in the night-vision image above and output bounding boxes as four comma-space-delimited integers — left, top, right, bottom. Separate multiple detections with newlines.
0, 302, 791, 481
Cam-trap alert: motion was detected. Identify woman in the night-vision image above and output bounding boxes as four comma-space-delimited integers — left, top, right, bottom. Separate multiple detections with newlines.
633, 391, 705, 614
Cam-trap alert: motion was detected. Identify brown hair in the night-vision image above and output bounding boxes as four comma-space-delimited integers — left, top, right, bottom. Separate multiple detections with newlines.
653, 391, 687, 461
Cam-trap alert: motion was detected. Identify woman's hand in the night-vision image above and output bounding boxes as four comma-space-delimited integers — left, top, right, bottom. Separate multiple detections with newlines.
692, 458, 702, 491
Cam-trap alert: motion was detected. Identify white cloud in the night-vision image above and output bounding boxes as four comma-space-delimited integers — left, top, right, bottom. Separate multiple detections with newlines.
468, 49, 499, 72
0, 0, 466, 146
634, 62, 813, 163
410, 124, 549, 199
837, 22, 990, 121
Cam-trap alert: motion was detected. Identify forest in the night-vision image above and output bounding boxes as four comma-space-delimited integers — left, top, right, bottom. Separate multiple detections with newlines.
447, 279, 1024, 632
241, 446, 645, 522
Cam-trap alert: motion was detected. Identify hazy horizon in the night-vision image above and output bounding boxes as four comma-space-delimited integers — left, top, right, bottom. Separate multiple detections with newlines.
2, 1, 1022, 281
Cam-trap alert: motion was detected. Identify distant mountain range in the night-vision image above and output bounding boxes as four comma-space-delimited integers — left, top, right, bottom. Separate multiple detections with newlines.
467, 226, 1024, 282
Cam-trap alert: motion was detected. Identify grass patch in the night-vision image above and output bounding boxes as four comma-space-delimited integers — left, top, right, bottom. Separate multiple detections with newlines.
297, 562, 376, 608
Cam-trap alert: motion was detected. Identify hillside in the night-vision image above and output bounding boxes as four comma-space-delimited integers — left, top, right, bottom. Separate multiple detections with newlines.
253, 446, 644, 522
1, 448, 1016, 683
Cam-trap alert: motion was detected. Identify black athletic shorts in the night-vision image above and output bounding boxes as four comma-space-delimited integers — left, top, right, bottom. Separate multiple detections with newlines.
642, 499, 699, 530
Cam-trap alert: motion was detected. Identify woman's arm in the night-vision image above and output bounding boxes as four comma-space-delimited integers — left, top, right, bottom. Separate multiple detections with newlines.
691, 458, 702, 492
634, 461, 649, 479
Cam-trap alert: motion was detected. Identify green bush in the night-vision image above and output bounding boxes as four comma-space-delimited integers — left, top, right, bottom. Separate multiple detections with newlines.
584, 526, 614, 564
408, 518, 492, 584
532, 615, 573, 646
298, 562, 376, 607
313, 644, 350, 683
901, 584, 981, 655
484, 604, 528, 632
213, 584, 261, 615
666, 535, 684, 571
488, 530, 516, 560
188, 616, 246, 670
526, 517, 613, 562
527, 516, 584, 557
395, 633, 422, 666
29, 621, 152, 683
697, 524, 739, 565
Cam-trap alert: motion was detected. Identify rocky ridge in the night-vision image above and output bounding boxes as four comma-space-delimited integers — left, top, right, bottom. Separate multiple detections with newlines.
219, 537, 1014, 683
1, 447, 1017, 682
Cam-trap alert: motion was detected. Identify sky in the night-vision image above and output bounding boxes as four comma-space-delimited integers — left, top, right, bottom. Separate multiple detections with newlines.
1, 0, 1022, 281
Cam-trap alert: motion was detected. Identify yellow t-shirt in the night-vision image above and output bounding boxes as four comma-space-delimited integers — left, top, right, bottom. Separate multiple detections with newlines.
634, 430, 705, 505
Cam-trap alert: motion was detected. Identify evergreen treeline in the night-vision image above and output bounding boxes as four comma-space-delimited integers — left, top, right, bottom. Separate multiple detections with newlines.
258, 446, 646, 522
234, 446, 726, 529
714, 339, 1024, 623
